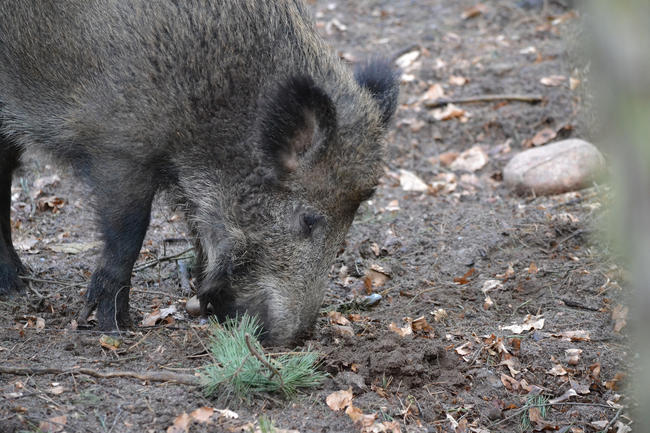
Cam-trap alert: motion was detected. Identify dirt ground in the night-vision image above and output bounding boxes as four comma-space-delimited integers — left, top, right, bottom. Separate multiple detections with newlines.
0, 1, 631, 432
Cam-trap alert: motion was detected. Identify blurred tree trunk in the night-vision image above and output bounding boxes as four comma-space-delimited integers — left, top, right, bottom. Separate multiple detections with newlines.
588, 1, 650, 431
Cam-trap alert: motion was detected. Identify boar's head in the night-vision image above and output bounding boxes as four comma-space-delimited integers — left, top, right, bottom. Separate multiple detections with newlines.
196, 60, 399, 345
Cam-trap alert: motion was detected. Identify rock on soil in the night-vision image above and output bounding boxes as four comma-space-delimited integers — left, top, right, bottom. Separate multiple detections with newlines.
503, 139, 606, 195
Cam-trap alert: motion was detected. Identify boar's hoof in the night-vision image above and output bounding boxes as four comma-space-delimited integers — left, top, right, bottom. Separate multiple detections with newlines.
0, 262, 25, 297
78, 278, 132, 331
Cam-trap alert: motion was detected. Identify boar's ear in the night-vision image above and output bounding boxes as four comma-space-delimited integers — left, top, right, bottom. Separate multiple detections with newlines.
261, 75, 337, 174
355, 59, 400, 125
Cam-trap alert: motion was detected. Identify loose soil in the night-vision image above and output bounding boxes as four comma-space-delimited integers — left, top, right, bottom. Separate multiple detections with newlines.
1, 1, 630, 432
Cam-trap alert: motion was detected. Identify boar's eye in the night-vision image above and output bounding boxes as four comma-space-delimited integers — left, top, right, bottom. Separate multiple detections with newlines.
300, 213, 323, 236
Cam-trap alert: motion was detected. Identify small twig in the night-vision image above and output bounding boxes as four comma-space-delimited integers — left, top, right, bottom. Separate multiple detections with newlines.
20, 275, 86, 288
490, 402, 621, 428
0, 365, 199, 386
244, 333, 284, 390
133, 247, 194, 272
559, 297, 601, 312
424, 93, 543, 109
600, 407, 624, 433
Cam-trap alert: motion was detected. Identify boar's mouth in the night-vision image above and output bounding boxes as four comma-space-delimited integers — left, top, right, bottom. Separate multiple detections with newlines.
198, 276, 318, 346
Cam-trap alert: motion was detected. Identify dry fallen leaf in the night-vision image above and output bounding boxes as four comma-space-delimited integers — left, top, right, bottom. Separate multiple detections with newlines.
449, 75, 468, 86
547, 364, 567, 376
496, 263, 515, 280
36, 317, 45, 330
395, 50, 420, 69
449, 146, 488, 172
453, 267, 475, 285
540, 75, 566, 86
612, 304, 628, 332
420, 83, 445, 103
389, 322, 413, 337
190, 407, 215, 424
549, 388, 577, 404
167, 412, 191, 433
432, 308, 448, 322
346, 404, 376, 427
499, 357, 521, 377
398, 169, 429, 192
529, 128, 557, 147
501, 315, 545, 334
214, 409, 239, 420
500, 373, 520, 392
326, 389, 353, 411
39, 415, 67, 433
432, 104, 467, 121
461, 3, 488, 19
48, 385, 65, 396
37, 196, 65, 213
455, 341, 472, 356
328, 311, 351, 326
565, 348, 582, 365
412, 316, 434, 335
437, 151, 459, 167
569, 77, 581, 90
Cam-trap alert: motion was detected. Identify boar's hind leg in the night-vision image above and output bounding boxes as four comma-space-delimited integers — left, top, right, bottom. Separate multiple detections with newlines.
0, 139, 26, 296
78, 174, 155, 331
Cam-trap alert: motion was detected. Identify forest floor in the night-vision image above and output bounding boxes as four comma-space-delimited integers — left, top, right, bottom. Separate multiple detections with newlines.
0, 1, 632, 432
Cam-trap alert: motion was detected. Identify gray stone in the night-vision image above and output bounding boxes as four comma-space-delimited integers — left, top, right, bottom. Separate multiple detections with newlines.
503, 139, 606, 195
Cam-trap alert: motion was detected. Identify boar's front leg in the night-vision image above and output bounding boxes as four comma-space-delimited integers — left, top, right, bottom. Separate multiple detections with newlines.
78, 172, 155, 331
0, 140, 26, 295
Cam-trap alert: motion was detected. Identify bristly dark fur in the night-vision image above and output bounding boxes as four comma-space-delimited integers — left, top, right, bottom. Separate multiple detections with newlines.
354, 59, 400, 125
0, 0, 399, 345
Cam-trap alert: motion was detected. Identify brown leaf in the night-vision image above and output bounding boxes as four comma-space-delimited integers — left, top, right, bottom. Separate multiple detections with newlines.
328, 311, 351, 326
37, 196, 65, 213
461, 3, 488, 19
167, 412, 191, 433
612, 305, 628, 332
420, 83, 445, 104
190, 407, 215, 424
388, 322, 413, 337
39, 415, 67, 433
411, 316, 434, 334
326, 389, 353, 411
453, 267, 475, 285
605, 372, 625, 391
437, 151, 459, 167
530, 128, 557, 147
345, 404, 376, 427
527, 262, 539, 274
432, 104, 467, 121
500, 373, 520, 391
496, 263, 515, 280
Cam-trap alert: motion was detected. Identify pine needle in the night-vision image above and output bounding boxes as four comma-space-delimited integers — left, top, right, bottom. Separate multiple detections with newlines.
199, 314, 326, 400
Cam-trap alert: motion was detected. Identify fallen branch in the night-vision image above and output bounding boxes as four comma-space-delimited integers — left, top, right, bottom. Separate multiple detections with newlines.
424, 93, 543, 109
0, 366, 199, 386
